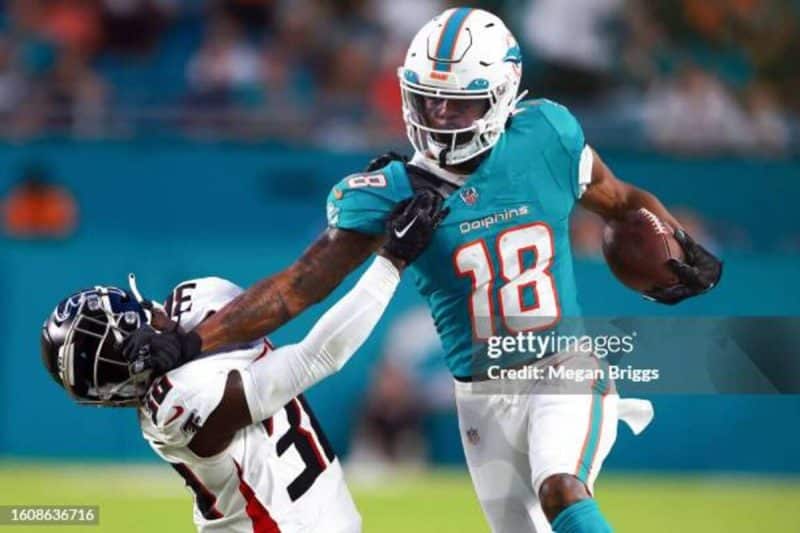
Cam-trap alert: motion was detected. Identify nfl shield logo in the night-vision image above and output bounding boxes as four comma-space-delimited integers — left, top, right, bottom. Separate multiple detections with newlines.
466, 427, 480, 445
460, 187, 479, 206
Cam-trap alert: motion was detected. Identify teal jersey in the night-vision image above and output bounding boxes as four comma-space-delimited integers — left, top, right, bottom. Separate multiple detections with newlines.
327, 99, 586, 378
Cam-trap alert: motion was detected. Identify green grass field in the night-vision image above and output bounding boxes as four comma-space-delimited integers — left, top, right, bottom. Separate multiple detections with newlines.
0, 463, 798, 532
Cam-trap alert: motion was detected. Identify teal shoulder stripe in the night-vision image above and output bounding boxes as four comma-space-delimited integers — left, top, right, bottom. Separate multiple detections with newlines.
434, 8, 473, 72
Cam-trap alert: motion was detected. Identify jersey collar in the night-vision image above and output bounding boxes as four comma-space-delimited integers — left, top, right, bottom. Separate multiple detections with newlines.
410, 152, 469, 186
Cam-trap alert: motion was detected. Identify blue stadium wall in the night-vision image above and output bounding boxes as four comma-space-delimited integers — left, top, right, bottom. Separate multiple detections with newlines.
0, 141, 798, 473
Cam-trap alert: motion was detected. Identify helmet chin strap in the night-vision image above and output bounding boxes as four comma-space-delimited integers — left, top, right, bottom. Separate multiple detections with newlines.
128, 272, 166, 325
428, 130, 468, 168
438, 146, 450, 167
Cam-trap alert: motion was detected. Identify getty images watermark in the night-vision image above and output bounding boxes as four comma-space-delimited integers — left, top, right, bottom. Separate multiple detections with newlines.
468, 318, 800, 394
483, 330, 660, 384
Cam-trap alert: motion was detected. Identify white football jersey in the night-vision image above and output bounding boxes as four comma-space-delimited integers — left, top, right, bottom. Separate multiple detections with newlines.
138, 278, 361, 533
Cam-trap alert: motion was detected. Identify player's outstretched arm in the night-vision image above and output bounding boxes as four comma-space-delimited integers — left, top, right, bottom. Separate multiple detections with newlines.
197, 227, 384, 352
195, 151, 427, 354
188, 192, 447, 457
579, 149, 722, 304
122, 228, 383, 374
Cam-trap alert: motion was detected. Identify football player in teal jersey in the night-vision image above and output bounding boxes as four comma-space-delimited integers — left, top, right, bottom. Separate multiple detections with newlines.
125, 7, 722, 533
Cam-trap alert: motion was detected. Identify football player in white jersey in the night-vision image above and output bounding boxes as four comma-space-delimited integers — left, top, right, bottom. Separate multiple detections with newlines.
40, 192, 447, 533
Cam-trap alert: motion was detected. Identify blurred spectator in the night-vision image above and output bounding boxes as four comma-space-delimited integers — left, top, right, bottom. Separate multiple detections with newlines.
185, 13, 261, 130
619, 0, 673, 89
367, 42, 406, 140
43, 47, 110, 135
350, 306, 453, 472
221, 0, 275, 33
643, 65, 748, 154
100, 0, 168, 54
0, 0, 795, 153
2, 163, 78, 239
255, 1, 323, 125
522, 0, 623, 99
0, 38, 25, 120
187, 14, 260, 101
642, 64, 789, 155
306, 0, 387, 149
742, 83, 790, 154
314, 36, 377, 149
39, 0, 103, 57
9, 0, 60, 78
371, 0, 443, 41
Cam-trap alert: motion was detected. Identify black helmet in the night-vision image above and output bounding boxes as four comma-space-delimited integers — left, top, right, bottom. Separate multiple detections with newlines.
41, 286, 149, 406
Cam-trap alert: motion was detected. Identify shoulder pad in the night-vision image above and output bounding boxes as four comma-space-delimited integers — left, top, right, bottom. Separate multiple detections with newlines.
513, 98, 586, 199
521, 98, 584, 156
164, 277, 243, 331
139, 368, 227, 449
326, 161, 413, 235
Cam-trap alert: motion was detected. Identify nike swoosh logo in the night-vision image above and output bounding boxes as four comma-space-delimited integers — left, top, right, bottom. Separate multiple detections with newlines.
394, 215, 418, 238
165, 406, 184, 426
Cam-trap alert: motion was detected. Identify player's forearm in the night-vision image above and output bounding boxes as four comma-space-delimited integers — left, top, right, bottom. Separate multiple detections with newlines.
194, 228, 382, 353
193, 272, 298, 352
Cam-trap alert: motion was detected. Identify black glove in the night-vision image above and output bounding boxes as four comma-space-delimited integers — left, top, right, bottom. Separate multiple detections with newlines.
643, 228, 723, 305
380, 189, 449, 265
364, 151, 408, 172
122, 324, 202, 376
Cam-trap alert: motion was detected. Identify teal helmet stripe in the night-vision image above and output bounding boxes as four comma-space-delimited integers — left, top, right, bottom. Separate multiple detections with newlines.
433, 7, 473, 72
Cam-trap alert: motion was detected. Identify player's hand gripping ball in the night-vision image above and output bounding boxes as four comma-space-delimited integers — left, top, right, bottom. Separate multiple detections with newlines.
602, 208, 722, 305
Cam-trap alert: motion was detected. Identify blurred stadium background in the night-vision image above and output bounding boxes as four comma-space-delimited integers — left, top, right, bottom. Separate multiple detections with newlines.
0, 0, 799, 531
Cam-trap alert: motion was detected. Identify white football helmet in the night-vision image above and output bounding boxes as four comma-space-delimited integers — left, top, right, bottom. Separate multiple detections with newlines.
398, 7, 526, 167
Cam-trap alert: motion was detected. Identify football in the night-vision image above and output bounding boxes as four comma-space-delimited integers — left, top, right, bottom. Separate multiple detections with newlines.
602, 208, 685, 292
